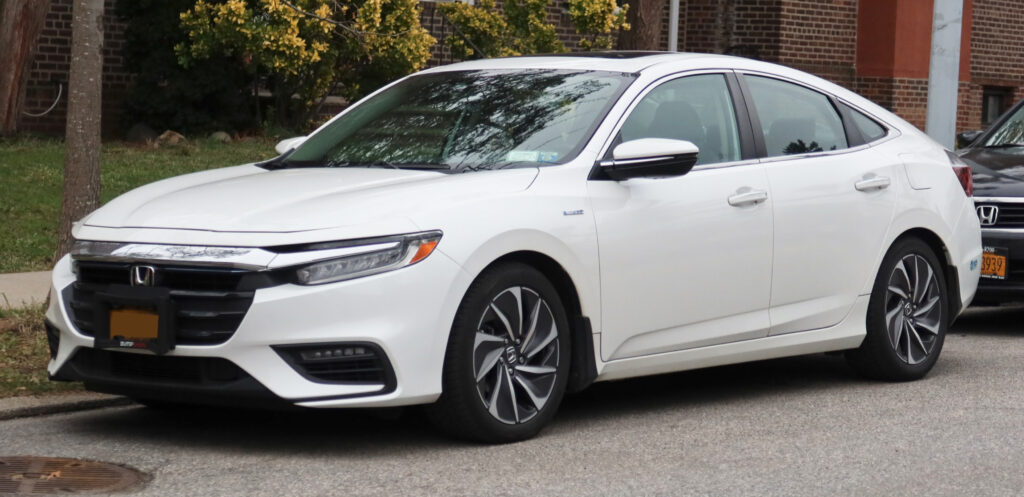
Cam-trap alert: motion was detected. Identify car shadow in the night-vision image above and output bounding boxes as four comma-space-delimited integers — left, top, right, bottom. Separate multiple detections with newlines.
952, 303, 1024, 337
64, 352, 866, 454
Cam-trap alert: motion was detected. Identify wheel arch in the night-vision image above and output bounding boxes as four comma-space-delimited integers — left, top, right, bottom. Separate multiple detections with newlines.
889, 227, 963, 322
478, 251, 598, 393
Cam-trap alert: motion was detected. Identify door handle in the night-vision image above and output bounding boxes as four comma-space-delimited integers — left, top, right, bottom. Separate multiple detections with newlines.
855, 176, 891, 192
728, 189, 769, 207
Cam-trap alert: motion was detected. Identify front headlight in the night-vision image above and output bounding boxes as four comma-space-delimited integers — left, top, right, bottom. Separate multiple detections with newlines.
294, 231, 442, 285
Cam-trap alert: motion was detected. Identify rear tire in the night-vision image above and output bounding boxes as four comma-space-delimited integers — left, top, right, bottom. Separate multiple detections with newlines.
847, 237, 948, 381
427, 262, 570, 443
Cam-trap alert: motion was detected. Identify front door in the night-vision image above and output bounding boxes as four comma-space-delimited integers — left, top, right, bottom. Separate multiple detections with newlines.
590, 73, 774, 361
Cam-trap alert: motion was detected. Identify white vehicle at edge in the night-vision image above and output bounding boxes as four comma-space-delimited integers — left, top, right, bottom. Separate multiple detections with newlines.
46, 52, 982, 443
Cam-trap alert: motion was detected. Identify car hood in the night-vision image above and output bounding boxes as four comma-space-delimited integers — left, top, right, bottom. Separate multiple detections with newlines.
960, 147, 1024, 197
84, 164, 539, 233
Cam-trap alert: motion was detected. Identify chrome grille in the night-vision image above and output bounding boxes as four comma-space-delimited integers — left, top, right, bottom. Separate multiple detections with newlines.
67, 261, 283, 346
976, 202, 1024, 228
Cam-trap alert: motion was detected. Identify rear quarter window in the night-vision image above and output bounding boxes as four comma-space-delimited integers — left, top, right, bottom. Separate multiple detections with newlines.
843, 104, 888, 143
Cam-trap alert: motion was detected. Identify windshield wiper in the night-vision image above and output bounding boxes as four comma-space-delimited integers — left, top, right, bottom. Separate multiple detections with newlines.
323, 160, 450, 171
984, 143, 1024, 149
458, 161, 540, 173
268, 160, 450, 170
375, 162, 450, 170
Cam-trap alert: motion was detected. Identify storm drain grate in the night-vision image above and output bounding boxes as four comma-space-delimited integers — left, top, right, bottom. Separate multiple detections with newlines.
0, 456, 146, 494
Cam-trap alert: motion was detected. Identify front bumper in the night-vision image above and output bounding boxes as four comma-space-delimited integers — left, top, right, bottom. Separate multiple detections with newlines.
975, 228, 1024, 303
46, 250, 470, 408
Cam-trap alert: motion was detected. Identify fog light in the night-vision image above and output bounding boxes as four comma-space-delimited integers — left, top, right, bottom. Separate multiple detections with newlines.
299, 346, 372, 361
274, 342, 395, 388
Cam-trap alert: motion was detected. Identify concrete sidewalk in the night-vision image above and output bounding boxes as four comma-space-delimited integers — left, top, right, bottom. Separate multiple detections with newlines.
0, 271, 51, 308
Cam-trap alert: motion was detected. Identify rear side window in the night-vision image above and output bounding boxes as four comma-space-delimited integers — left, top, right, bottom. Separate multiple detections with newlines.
745, 76, 848, 157
844, 104, 888, 142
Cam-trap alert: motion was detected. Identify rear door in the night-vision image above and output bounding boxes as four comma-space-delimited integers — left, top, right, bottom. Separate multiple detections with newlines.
738, 73, 899, 335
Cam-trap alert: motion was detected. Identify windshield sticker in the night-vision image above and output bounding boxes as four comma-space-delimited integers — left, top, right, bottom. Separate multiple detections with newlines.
506, 151, 560, 163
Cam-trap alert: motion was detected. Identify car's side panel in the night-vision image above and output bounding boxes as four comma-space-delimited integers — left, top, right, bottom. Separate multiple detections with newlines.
595, 295, 868, 382
762, 146, 899, 335
408, 164, 604, 333
855, 138, 982, 312
589, 163, 774, 361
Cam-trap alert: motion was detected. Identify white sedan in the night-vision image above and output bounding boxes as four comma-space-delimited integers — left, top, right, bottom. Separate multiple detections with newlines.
46, 53, 982, 442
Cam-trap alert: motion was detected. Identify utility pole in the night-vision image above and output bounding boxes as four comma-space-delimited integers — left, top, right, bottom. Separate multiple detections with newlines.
925, 0, 964, 149
667, 0, 679, 51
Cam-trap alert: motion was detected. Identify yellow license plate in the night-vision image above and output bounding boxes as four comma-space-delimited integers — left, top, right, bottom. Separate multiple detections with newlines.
109, 308, 159, 340
981, 252, 1007, 279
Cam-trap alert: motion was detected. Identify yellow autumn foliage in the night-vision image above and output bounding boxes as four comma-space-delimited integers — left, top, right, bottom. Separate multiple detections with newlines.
176, 0, 435, 124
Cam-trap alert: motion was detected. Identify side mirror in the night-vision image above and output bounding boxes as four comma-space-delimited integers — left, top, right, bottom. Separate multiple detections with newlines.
598, 138, 700, 181
275, 136, 308, 155
956, 130, 984, 149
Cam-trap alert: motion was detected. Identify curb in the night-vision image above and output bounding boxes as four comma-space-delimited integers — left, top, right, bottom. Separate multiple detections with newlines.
0, 393, 134, 421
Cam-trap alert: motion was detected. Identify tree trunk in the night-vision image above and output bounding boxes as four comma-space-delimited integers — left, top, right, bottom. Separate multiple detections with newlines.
0, 0, 52, 134
617, 0, 665, 50
55, 0, 104, 260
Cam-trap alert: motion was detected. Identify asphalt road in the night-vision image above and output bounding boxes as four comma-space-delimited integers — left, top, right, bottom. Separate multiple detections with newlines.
4, 305, 1024, 496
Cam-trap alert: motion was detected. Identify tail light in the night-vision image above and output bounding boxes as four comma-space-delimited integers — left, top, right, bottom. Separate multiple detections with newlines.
946, 151, 974, 196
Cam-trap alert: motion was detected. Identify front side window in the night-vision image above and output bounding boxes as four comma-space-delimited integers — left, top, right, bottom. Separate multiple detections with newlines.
617, 74, 742, 166
278, 69, 635, 173
745, 76, 848, 157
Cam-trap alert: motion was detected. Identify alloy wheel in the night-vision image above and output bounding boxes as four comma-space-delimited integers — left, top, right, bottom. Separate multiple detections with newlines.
885, 254, 943, 365
473, 286, 560, 424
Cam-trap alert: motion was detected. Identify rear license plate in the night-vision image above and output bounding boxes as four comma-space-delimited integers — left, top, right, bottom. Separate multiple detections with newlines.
109, 308, 159, 340
981, 247, 1008, 280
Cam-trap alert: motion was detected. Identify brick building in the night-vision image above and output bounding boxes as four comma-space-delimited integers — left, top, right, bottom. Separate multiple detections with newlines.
16, 0, 1024, 137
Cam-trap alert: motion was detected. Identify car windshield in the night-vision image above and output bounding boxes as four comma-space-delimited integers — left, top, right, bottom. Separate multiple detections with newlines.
275, 69, 635, 173
983, 104, 1024, 148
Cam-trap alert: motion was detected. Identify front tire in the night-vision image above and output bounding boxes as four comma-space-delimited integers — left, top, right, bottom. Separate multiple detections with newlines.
847, 237, 948, 381
427, 263, 570, 443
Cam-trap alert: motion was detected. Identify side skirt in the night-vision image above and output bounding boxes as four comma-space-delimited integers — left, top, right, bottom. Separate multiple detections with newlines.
594, 295, 869, 382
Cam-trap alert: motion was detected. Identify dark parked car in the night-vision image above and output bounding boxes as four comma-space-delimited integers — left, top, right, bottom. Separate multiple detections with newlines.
958, 100, 1024, 304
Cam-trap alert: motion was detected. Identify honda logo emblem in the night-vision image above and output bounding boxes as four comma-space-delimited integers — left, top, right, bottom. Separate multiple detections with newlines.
130, 265, 157, 287
977, 205, 999, 226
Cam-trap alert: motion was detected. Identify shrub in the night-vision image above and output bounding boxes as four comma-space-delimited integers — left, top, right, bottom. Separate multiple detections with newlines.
176, 0, 435, 129
116, 0, 259, 134
439, 0, 629, 58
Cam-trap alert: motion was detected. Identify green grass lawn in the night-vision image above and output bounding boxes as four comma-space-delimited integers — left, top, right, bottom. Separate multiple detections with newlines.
0, 137, 278, 273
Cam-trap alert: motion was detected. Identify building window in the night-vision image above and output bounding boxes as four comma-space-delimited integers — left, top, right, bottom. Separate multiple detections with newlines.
982, 86, 1014, 126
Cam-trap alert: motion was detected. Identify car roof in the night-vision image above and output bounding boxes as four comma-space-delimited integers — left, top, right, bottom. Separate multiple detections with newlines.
419, 51, 739, 74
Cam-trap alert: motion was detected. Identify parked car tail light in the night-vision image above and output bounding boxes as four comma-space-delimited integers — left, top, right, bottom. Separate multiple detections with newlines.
947, 151, 973, 196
